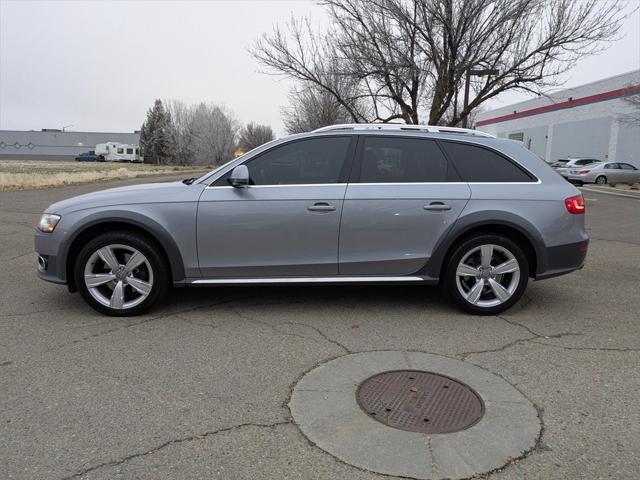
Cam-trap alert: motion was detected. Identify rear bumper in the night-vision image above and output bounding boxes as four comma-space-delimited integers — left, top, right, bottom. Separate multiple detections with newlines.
567, 175, 593, 183
535, 239, 589, 280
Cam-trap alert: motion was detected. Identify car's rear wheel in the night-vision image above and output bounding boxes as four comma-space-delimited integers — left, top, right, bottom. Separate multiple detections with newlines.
74, 231, 168, 316
595, 175, 607, 185
444, 235, 529, 315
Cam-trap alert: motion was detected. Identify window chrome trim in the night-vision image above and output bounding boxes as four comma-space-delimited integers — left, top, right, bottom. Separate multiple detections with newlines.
205, 179, 542, 189
191, 276, 425, 284
205, 183, 347, 189
339, 180, 542, 186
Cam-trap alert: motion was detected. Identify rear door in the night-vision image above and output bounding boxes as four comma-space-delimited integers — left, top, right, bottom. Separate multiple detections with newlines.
338, 135, 470, 275
197, 136, 355, 277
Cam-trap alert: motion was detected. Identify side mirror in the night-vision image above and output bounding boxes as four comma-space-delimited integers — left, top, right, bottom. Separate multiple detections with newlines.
228, 165, 249, 187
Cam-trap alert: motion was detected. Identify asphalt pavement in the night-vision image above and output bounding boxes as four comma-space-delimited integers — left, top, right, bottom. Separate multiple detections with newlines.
1, 177, 638, 479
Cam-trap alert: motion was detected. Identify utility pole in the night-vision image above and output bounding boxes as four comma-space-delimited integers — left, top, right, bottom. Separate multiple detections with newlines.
462, 69, 499, 128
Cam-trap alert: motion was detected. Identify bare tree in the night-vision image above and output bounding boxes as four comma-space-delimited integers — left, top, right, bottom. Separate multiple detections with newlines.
144, 100, 240, 165
252, 0, 628, 126
189, 103, 239, 166
282, 85, 354, 133
165, 100, 195, 165
238, 122, 275, 151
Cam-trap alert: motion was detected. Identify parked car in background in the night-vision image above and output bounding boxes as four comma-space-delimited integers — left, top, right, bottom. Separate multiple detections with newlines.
35, 124, 589, 317
553, 158, 601, 178
75, 151, 104, 162
567, 162, 640, 185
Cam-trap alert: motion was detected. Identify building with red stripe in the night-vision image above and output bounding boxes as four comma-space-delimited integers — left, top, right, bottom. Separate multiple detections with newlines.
475, 70, 639, 167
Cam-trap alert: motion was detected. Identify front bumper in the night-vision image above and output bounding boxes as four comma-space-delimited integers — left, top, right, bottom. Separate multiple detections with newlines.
34, 230, 67, 285
535, 239, 589, 280
36, 253, 66, 285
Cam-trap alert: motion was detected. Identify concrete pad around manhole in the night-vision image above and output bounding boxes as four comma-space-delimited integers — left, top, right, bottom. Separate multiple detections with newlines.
289, 351, 541, 480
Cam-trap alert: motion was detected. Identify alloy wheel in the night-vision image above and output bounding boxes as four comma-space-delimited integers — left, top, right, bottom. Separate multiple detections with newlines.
455, 244, 520, 308
83, 244, 154, 309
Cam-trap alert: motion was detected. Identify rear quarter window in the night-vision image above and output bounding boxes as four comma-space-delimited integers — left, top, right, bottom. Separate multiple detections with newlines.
441, 141, 535, 182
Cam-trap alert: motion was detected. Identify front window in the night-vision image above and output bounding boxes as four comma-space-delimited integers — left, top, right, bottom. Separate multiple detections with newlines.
215, 137, 352, 186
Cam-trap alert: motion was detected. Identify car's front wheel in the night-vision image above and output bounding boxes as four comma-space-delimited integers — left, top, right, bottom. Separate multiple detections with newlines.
444, 235, 529, 315
74, 231, 169, 316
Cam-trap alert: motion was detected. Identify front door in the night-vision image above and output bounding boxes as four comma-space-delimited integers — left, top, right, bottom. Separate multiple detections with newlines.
339, 136, 471, 275
603, 163, 623, 182
618, 163, 639, 183
197, 136, 355, 277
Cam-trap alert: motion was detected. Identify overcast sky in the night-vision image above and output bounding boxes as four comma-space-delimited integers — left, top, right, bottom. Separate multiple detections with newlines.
1, 0, 639, 136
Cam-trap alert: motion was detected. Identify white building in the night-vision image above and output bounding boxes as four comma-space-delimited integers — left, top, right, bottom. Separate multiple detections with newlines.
0, 130, 140, 161
476, 70, 640, 167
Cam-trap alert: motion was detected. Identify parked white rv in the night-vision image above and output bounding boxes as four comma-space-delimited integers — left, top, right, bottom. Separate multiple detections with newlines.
95, 142, 143, 162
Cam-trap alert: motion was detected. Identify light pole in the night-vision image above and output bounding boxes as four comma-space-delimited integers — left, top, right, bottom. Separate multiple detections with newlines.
462, 69, 499, 128
62, 124, 73, 132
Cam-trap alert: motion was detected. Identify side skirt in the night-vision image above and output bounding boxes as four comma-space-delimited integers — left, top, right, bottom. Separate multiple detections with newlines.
184, 276, 438, 286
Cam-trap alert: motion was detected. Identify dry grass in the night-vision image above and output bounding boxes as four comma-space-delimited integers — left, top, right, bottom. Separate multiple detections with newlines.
0, 160, 210, 191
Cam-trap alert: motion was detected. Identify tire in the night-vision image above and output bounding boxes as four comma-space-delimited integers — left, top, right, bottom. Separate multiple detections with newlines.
595, 175, 607, 185
443, 234, 529, 315
74, 231, 169, 316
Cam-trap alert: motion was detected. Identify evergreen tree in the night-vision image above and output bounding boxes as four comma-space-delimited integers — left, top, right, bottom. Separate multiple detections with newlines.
140, 99, 172, 164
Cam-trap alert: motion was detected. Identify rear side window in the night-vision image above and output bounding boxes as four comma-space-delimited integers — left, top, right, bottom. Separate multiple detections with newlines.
359, 137, 451, 183
441, 141, 534, 182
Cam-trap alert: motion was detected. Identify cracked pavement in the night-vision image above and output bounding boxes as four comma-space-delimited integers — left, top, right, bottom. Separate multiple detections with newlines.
1, 177, 639, 479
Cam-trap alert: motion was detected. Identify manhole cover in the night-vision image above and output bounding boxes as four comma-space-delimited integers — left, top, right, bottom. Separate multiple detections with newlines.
356, 370, 484, 434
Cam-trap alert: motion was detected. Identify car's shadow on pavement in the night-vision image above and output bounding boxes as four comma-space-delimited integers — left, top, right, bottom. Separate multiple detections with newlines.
40, 281, 545, 320
159, 283, 453, 313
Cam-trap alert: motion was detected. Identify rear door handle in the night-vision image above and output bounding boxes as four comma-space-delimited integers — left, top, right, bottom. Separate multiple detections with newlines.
307, 202, 336, 212
423, 202, 451, 211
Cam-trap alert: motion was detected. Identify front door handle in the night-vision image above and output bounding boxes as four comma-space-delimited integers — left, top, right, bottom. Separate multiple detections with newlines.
307, 202, 336, 212
424, 202, 451, 211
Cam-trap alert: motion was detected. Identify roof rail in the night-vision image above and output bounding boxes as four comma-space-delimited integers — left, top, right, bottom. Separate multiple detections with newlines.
312, 123, 495, 138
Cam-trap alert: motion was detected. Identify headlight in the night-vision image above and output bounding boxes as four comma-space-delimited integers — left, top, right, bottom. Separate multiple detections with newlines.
37, 214, 61, 233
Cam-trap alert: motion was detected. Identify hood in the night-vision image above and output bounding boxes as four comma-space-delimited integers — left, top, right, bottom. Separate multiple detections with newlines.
45, 181, 205, 214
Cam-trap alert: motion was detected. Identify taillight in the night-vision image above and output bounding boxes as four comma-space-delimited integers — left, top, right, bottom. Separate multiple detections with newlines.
565, 194, 585, 214
578, 169, 591, 174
